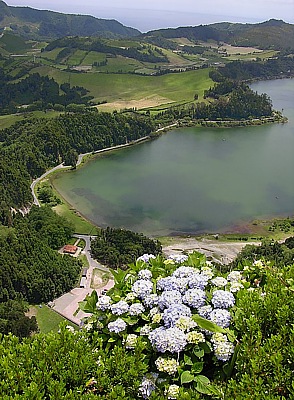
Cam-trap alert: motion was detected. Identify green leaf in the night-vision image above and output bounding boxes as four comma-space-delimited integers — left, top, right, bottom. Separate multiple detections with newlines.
193, 314, 226, 333
78, 290, 98, 313
181, 371, 195, 384
184, 354, 193, 366
194, 375, 211, 394
193, 348, 204, 358
192, 362, 203, 374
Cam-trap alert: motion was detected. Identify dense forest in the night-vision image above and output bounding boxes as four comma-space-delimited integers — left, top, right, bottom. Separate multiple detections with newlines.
0, 71, 92, 114
209, 56, 294, 82
157, 82, 275, 122
0, 112, 155, 224
0, 206, 80, 337
90, 227, 162, 269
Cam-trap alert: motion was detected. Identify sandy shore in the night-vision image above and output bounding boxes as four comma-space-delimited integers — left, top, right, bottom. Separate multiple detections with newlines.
162, 237, 260, 264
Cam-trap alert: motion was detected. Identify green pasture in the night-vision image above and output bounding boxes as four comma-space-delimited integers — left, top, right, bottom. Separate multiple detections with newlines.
96, 55, 143, 73
31, 305, 77, 333
40, 47, 64, 61
0, 110, 63, 130
107, 39, 140, 48
81, 51, 106, 65
33, 66, 213, 105
67, 49, 88, 66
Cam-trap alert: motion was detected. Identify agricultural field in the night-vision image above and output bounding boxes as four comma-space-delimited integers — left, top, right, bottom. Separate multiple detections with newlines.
31, 65, 213, 109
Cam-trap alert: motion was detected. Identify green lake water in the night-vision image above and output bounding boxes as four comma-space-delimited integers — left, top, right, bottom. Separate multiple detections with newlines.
53, 79, 294, 236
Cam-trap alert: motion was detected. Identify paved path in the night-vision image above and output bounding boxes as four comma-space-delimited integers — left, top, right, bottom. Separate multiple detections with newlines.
53, 234, 114, 325
30, 163, 67, 206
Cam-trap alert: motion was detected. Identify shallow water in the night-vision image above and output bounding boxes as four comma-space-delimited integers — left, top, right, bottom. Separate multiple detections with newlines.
53, 79, 294, 236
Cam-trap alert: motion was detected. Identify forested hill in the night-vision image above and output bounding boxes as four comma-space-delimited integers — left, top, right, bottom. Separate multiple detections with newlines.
0, 0, 140, 40
144, 19, 294, 51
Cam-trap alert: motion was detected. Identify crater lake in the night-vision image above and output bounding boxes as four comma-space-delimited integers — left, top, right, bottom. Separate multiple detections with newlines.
52, 79, 294, 236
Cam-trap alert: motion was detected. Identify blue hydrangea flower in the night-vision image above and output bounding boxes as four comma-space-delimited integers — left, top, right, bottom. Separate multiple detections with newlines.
158, 290, 183, 310
157, 277, 188, 293
182, 288, 206, 308
132, 279, 153, 299
209, 309, 231, 328
138, 373, 158, 399
172, 266, 200, 278
107, 318, 127, 333
129, 302, 145, 316
137, 254, 156, 263
110, 300, 129, 315
197, 305, 213, 319
211, 290, 235, 309
148, 326, 187, 353
138, 269, 153, 280
168, 254, 188, 263
96, 295, 112, 311
188, 274, 209, 290
162, 304, 192, 328
143, 293, 159, 308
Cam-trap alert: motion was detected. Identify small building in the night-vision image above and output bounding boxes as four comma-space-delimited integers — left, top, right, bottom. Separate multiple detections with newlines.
63, 245, 78, 255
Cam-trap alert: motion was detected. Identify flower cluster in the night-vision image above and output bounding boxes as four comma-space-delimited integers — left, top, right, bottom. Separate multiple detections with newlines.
107, 318, 126, 333
149, 326, 187, 353
211, 333, 235, 362
86, 251, 249, 399
110, 300, 129, 315
155, 357, 179, 375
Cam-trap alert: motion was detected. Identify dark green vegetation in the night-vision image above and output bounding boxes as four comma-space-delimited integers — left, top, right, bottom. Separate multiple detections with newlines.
0, 206, 81, 337
0, 112, 154, 224
0, 71, 93, 114
0, 300, 37, 338
90, 227, 162, 269
0, 206, 79, 303
158, 81, 275, 122
0, 0, 139, 40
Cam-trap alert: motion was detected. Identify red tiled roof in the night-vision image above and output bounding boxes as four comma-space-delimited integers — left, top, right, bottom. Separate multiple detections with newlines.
63, 245, 78, 254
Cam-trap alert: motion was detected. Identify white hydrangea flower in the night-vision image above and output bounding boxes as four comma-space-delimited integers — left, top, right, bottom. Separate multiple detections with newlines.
155, 357, 179, 375
211, 277, 228, 287
186, 331, 205, 344
124, 334, 138, 349
166, 384, 180, 399
227, 270, 243, 282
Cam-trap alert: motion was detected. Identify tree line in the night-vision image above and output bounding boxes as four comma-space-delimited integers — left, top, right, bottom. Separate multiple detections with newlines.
0, 71, 92, 115
91, 227, 162, 269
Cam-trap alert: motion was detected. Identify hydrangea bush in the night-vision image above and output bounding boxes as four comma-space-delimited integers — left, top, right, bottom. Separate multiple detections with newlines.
80, 252, 249, 398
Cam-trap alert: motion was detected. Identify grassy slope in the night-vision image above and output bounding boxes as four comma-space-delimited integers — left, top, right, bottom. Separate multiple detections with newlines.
32, 66, 213, 105
32, 305, 77, 333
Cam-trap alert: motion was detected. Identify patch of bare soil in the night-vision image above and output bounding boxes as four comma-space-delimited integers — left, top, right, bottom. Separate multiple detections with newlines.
97, 95, 174, 111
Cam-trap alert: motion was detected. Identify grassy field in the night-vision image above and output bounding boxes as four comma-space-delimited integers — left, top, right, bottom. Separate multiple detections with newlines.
67, 49, 88, 66
52, 199, 98, 235
31, 305, 77, 333
32, 66, 213, 108
0, 110, 62, 130
82, 51, 106, 65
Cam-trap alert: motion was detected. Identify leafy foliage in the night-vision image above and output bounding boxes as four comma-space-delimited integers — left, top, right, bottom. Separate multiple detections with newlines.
0, 206, 80, 304
90, 227, 162, 269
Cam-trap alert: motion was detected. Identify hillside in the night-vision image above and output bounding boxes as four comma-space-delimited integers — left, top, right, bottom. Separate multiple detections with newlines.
144, 19, 294, 51
0, 0, 140, 39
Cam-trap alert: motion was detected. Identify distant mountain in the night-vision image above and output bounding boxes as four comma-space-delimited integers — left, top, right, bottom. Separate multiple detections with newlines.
0, 0, 140, 40
144, 19, 294, 51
